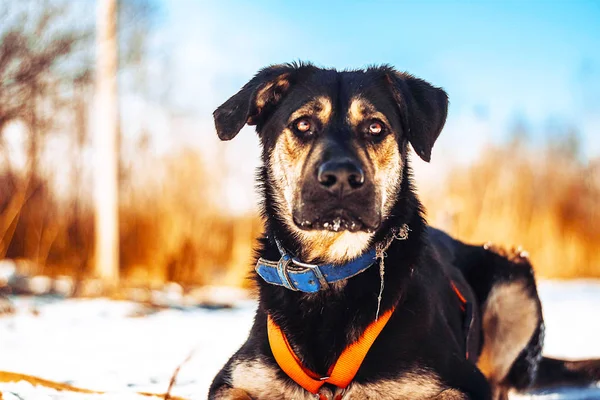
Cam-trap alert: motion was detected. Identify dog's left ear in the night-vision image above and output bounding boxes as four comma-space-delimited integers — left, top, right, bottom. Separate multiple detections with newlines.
385, 71, 449, 162
213, 64, 299, 141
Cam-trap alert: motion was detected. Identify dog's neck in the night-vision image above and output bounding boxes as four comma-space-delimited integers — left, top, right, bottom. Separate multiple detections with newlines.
255, 164, 427, 375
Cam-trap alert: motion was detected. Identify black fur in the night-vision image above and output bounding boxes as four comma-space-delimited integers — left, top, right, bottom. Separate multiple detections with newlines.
208, 63, 600, 400
384, 69, 448, 162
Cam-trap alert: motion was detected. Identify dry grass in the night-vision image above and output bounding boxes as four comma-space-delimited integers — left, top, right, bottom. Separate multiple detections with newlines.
0, 370, 188, 399
117, 149, 261, 287
1, 149, 262, 288
422, 140, 600, 279
1, 139, 598, 285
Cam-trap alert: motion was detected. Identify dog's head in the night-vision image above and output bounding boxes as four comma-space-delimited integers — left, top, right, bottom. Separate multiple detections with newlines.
214, 63, 448, 263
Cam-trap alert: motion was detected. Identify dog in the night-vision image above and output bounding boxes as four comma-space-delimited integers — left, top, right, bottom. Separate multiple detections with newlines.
208, 63, 600, 399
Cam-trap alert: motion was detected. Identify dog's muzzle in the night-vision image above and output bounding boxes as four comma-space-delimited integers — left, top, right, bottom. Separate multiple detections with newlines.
294, 157, 381, 233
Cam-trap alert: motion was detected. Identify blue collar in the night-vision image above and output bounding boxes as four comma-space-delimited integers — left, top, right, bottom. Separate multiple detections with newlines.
255, 238, 378, 293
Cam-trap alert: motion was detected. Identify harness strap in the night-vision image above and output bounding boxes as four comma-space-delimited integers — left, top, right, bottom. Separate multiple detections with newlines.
451, 280, 475, 361
451, 281, 467, 310
267, 307, 395, 395
268, 280, 474, 396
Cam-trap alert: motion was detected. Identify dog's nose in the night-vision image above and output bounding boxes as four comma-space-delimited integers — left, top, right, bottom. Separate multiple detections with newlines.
317, 159, 365, 194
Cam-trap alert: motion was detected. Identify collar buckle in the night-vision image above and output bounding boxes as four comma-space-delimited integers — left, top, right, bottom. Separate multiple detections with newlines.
275, 239, 330, 291
276, 253, 297, 291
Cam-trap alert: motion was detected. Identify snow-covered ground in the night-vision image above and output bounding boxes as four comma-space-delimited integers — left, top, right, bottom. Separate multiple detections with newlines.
1, 281, 600, 399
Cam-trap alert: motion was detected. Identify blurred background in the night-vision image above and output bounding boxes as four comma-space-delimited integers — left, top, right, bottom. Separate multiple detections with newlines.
1, 0, 599, 297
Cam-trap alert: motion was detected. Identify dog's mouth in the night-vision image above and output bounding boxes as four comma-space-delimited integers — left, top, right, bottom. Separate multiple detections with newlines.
293, 210, 378, 233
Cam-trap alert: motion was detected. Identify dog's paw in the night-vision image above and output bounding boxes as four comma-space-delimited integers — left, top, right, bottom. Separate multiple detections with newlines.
433, 389, 470, 399
212, 388, 254, 400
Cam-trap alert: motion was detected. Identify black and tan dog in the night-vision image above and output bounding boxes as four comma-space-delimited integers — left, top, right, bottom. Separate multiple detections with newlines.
208, 63, 600, 400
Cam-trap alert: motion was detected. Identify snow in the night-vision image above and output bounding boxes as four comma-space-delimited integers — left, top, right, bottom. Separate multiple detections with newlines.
0, 297, 256, 399
1, 281, 599, 399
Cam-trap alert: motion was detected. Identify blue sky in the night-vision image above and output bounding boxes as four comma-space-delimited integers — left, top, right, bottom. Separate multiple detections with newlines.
159, 1, 600, 163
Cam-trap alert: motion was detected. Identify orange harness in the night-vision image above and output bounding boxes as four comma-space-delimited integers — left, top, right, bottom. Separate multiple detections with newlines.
268, 308, 395, 397
451, 280, 473, 360
451, 281, 468, 310
267, 282, 471, 398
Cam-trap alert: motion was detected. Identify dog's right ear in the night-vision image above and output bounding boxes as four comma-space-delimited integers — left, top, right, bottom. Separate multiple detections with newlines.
383, 68, 449, 162
213, 65, 297, 141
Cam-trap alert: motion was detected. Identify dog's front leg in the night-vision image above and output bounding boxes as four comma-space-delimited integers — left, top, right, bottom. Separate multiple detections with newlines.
211, 387, 254, 400
209, 356, 253, 400
433, 389, 470, 399
209, 353, 315, 400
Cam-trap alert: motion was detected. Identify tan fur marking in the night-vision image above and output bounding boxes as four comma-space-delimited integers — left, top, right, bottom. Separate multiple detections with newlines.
348, 97, 392, 129
254, 74, 291, 110
268, 96, 402, 264
477, 280, 538, 383
270, 97, 332, 217
229, 360, 314, 400
348, 97, 402, 218
271, 130, 374, 262
434, 389, 470, 399
294, 98, 401, 263
226, 362, 454, 399
212, 387, 253, 400
302, 230, 373, 264
270, 127, 311, 216
289, 96, 333, 125
368, 133, 402, 219
270, 126, 375, 264
343, 370, 446, 399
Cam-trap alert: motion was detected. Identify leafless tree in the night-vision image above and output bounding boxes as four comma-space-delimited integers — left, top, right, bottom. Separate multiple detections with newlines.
94, 0, 120, 286
0, 1, 91, 261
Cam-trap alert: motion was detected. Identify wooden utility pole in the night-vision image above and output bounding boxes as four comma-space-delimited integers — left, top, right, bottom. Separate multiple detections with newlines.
94, 0, 119, 286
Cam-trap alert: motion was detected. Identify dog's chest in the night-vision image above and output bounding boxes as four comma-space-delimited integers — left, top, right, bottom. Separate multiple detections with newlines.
229, 359, 446, 400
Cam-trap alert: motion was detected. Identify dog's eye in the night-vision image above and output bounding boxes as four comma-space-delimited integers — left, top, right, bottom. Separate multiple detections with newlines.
296, 119, 311, 132
368, 121, 384, 136
292, 118, 313, 135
